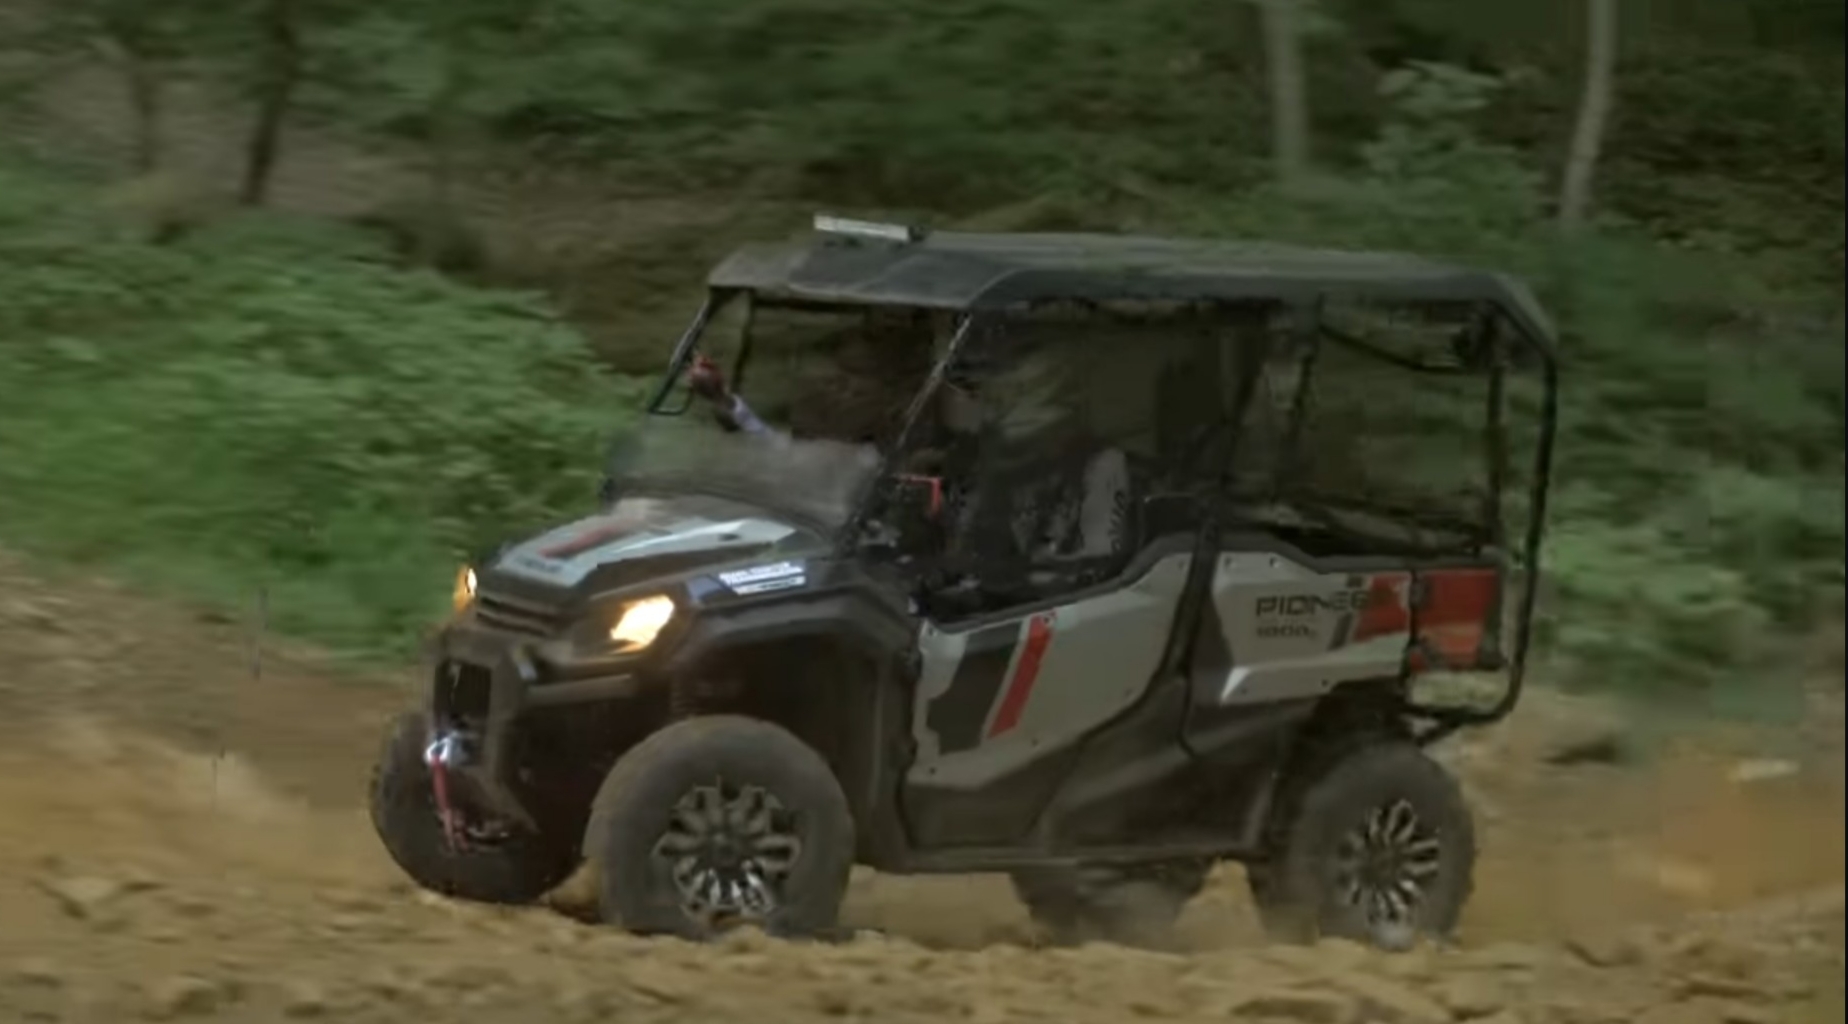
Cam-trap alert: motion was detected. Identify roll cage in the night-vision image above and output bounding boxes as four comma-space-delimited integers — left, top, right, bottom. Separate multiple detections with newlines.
632, 216, 1559, 737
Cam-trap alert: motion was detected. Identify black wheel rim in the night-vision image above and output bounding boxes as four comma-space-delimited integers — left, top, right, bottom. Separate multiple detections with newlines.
652, 781, 802, 929
1331, 798, 1443, 945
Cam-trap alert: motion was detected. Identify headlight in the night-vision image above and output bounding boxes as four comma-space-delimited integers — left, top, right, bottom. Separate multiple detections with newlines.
452, 565, 477, 612
609, 595, 675, 650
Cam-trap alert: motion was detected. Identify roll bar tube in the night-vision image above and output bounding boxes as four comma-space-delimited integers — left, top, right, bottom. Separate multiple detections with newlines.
1412, 329, 1559, 741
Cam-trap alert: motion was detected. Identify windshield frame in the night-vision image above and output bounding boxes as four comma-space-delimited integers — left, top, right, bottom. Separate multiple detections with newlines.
602, 289, 972, 542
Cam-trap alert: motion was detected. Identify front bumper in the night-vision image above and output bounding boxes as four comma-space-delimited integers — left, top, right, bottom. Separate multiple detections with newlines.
427, 621, 644, 826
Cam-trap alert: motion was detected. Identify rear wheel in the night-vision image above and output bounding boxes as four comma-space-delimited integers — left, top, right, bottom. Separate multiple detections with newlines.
1011, 859, 1211, 948
1250, 742, 1475, 949
584, 715, 855, 940
367, 710, 581, 904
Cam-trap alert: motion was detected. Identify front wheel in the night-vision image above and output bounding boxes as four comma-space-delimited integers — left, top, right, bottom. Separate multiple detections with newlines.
1251, 742, 1476, 950
583, 715, 855, 940
368, 710, 581, 904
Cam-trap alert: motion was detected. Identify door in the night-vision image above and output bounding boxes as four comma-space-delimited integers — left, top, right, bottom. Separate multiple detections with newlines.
888, 303, 1224, 851
901, 543, 1196, 849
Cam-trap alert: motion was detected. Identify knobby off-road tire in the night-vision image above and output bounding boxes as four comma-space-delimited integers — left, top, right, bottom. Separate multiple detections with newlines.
367, 709, 581, 905
1011, 859, 1212, 948
583, 715, 855, 941
1249, 742, 1476, 950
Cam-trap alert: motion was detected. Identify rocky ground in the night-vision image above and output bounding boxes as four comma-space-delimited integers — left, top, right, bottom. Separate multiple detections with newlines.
0, 549, 1842, 1023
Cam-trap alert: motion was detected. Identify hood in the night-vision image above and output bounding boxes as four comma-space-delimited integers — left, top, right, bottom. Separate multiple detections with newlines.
487, 495, 821, 593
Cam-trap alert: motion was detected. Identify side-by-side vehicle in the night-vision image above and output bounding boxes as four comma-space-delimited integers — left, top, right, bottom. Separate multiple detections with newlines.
369, 215, 1559, 948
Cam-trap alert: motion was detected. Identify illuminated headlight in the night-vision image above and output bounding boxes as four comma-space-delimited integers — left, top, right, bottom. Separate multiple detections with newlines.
609, 595, 675, 650
452, 565, 478, 611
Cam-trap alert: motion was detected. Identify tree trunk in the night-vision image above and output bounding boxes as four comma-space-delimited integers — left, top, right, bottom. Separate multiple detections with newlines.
97, 33, 163, 174
1558, 0, 1618, 229
239, 0, 302, 206
418, 55, 467, 268
1259, 0, 1311, 184
124, 54, 163, 174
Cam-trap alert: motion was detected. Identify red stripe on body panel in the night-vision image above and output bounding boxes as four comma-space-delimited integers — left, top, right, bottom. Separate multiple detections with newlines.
1352, 572, 1411, 643
540, 522, 634, 559
988, 613, 1055, 739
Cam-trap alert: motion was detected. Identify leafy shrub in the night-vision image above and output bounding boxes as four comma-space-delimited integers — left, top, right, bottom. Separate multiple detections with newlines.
1157, 67, 1846, 698
0, 162, 639, 657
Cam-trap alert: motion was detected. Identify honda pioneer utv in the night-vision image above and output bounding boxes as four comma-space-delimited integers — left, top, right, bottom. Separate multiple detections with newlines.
369, 216, 1560, 949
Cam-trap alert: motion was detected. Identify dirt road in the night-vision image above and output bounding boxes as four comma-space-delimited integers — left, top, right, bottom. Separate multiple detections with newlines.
1, 551, 1842, 1023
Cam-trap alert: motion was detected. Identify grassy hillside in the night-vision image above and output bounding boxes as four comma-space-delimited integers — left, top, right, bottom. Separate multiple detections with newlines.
0, 156, 644, 658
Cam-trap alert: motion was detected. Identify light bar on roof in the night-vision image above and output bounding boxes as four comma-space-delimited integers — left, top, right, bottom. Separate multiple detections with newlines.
813, 214, 921, 243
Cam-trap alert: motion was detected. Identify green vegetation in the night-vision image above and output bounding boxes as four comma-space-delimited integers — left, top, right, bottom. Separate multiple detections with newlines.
0, 157, 640, 658
0, 0, 1841, 702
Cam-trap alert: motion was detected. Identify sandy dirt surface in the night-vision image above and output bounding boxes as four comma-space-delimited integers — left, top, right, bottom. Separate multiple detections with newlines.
0, 551, 1842, 1023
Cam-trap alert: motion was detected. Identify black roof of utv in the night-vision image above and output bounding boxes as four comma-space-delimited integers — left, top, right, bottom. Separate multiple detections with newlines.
708, 224, 1558, 351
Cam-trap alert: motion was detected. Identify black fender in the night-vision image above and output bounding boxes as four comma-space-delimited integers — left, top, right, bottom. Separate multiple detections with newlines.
657, 581, 921, 864
661, 587, 916, 679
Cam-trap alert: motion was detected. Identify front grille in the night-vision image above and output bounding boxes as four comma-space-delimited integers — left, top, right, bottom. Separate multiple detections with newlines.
435, 661, 492, 721
474, 589, 569, 638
